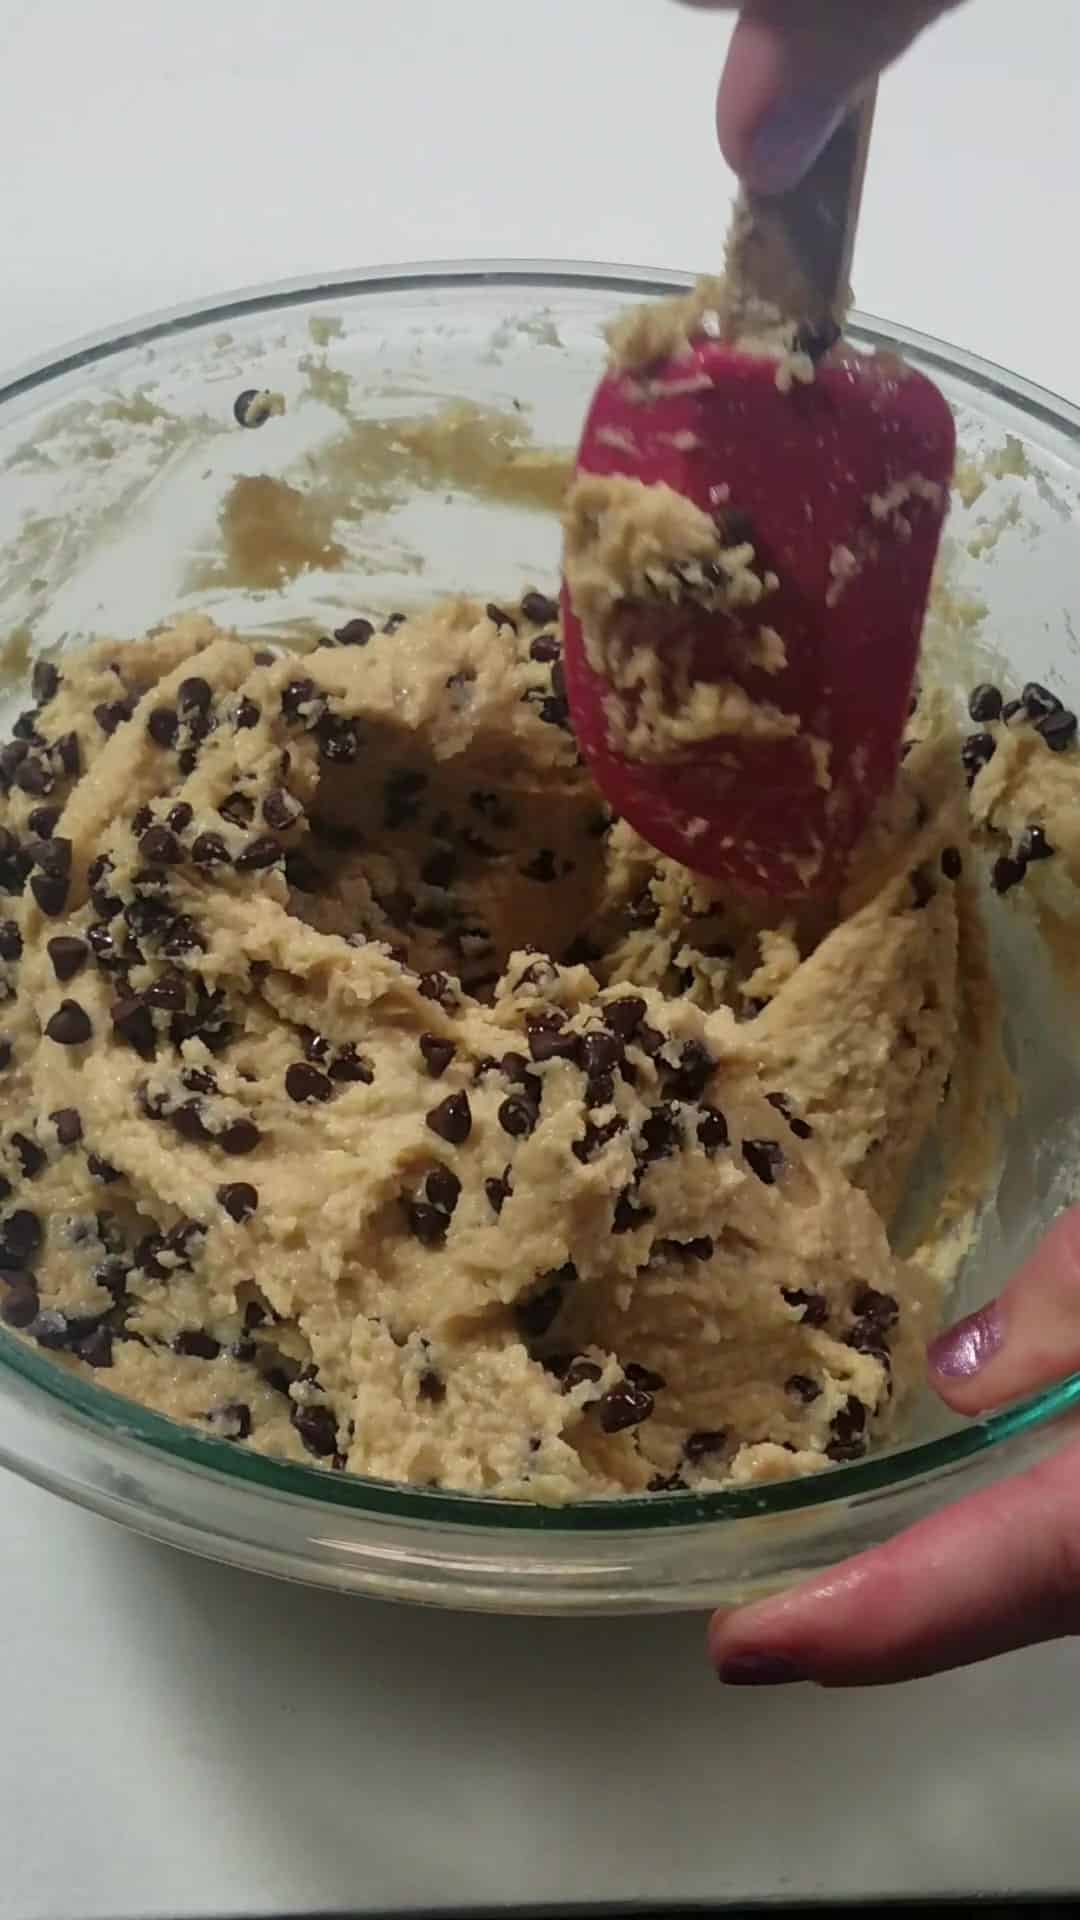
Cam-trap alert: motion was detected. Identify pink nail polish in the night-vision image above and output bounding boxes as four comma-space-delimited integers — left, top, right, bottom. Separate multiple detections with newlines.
928, 1303, 1004, 1379
718, 1652, 805, 1687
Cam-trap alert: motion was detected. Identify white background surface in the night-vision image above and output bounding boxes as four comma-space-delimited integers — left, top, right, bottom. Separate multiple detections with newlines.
2, 2, 1080, 1914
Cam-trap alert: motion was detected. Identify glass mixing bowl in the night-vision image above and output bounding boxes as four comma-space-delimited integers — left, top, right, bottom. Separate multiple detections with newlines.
2, 262, 1079, 1614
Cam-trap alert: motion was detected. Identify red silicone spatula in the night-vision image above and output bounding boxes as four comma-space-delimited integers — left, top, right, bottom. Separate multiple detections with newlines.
561, 95, 955, 899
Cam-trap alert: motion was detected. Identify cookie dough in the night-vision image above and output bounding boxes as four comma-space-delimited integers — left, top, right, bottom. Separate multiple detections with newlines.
0, 596, 1013, 1500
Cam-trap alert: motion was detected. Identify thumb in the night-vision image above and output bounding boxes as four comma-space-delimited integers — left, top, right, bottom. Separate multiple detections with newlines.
928, 1206, 1080, 1415
701, 1, 967, 193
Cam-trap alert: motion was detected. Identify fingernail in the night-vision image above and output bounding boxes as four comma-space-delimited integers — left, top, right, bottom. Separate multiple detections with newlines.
717, 1652, 805, 1687
744, 97, 846, 194
928, 1303, 1004, 1379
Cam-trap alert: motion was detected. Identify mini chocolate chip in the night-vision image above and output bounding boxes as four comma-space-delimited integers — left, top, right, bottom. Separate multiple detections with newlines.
572, 1115, 626, 1164
29, 872, 69, 916
219, 1118, 261, 1156
175, 1328, 221, 1360
45, 998, 92, 1046
12, 1133, 45, 1179
0, 921, 22, 962
27, 806, 61, 840
161, 915, 205, 958
281, 678, 324, 727
910, 866, 934, 910
50, 1108, 83, 1147
177, 676, 212, 718
940, 845, 963, 880
144, 971, 188, 1011
87, 1153, 121, 1184
419, 1033, 455, 1078
498, 1093, 537, 1138
1017, 824, 1054, 864
382, 612, 407, 634
2, 1287, 39, 1328
177, 748, 198, 776
598, 1382, 654, 1434
182, 1067, 218, 1096
638, 1103, 683, 1163
485, 1168, 512, 1215
291, 1402, 338, 1458
94, 701, 130, 737
217, 1183, 258, 1223
138, 825, 183, 866
426, 1091, 472, 1145
783, 1287, 828, 1328
220, 791, 254, 828
786, 1373, 822, 1405
328, 1045, 373, 1085
558, 1357, 602, 1392
403, 1198, 448, 1244
625, 1361, 666, 1392
235, 835, 282, 872
992, 854, 1026, 895
961, 732, 996, 783
262, 788, 300, 831
521, 590, 559, 625
827, 1396, 868, 1461
31, 660, 60, 705
662, 1039, 714, 1101
192, 832, 231, 869
425, 1166, 461, 1215
485, 602, 517, 631
77, 1325, 114, 1368
285, 1062, 334, 1104
684, 1429, 727, 1464
742, 1138, 784, 1185
968, 683, 1002, 723
1036, 708, 1078, 751
1022, 681, 1062, 721
172, 1100, 211, 1143
52, 731, 80, 777
147, 705, 179, 748
334, 617, 375, 646
852, 1285, 899, 1329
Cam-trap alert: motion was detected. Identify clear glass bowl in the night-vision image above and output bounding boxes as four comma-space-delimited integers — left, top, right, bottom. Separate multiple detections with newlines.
2, 261, 1080, 1614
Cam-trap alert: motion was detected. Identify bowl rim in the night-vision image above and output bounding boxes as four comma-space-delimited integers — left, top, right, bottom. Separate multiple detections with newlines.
2, 254, 1079, 1536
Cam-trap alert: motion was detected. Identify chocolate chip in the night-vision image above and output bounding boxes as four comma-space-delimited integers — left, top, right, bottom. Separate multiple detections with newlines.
215, 1182, 257, 1223
418, 971, 458, 1011
328, 1045, 373, 1085
852, 1285, 899, 1330
281, 679, 325, 728
684, 1428, 726, 1463
31, 660, 59, 705
559, 1357, 602, 1393
205, 1401, 252, 1440
175, 677, 210, 719
0, 1042, 11, 1072
909, 866, 934, 910
1016, 824, 1053, 867
1022, 681, 1062, 721
50, 1108, 83, 1147
786, 1373, 822, 1405
219, 1118, 261, 1156
94, 701, 129, 736
827, 1396, 868, 1462
598, 1381, 654, 1433
171, 1328, 219, 1361
192, 832, 231, 869
419, 1034, 455, 1078
612, 1190, 653, 1234
521, 590, 559, 625
426, 1091, 472, 1145
291, 1402, 337, 1458
1036, 708, 1078, 751
0, 1209, 41, 1268
783, 1287, 828, 1328
14, 755, 54, 797
992, 854, 1026, 895
639, 1103, 682, 1163
334, 617, 375, 646
742, 1138, 784, 1185
27, 806, 60, 840
316, 714, 362, 763
382, 613, 407, 634
262, 788, 300, 832
285, 1062, 334, 1105
579, 1030, 621, 1077
625, 1361, 666, 1392
143, 970, 187, 1012
88, 1153, 121, 1185
940, 845, 963, 880
11, 1133, 45, 1179
172, 1100, 211, 1144
77, 1325, 114, 1368
967, 682, 1002, 723
572, 1115, 626, 1164
28, 833, 70, 881
147, 705, 179, 748
403, 1198, 448, 1245
425, 1166, 461, 1215
662, 1039, 714, 1102
138, 825, 183, 867
51, 731, 79, 777
585, 1072, 615, 1109
1, 1286, 39, 1329
485, 1168, 512, 1215
961, 732, 996, 783
44, 998, 92, 1046
526, 1012, 578, 1064
0, 921, 22, 962
538, 695, 570, 729
29, 872, 69, 916
161, 915, 205, 958
220, 791, 255, 829
235, 835, 282, 872
498, 1094, 538, 1138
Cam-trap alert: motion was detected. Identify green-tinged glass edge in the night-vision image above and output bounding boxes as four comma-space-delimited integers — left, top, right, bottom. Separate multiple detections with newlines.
4, 1322, 1080, 1533
2, 260, 1080, 1535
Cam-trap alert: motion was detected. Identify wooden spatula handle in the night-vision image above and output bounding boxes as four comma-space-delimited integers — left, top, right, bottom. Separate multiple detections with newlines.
731, 86, 878, 345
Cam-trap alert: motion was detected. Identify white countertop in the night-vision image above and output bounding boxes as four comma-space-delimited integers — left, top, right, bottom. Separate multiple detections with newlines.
3, 2, 1080, 1913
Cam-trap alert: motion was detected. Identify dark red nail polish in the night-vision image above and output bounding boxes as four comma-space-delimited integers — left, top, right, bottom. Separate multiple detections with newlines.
718, 1652, 805, 1686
